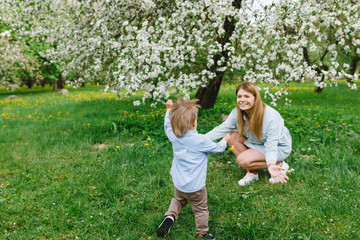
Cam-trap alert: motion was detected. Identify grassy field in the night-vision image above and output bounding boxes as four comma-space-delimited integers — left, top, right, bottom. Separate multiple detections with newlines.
0, 82, 359, 239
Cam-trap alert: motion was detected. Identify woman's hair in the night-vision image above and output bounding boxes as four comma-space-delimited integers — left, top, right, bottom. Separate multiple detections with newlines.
235, 82, 265, 141
170, 98, 200, 137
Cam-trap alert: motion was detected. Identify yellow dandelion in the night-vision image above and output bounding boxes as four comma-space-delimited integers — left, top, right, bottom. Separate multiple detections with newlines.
147, 138, 151, 141
2, 126, 5, 128
342, 123, 346, 126
93, 187, 96, 190
116, 146, 120, 149
145, 143, 149, 146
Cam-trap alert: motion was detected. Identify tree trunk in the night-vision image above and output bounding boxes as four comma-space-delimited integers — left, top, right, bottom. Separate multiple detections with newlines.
25, 77, 34, 89
348, 55, 359, 83
195, 68, 225, 109
40, 78, 47, 87
303, 47, 329, 93
53, 73, 64, 92
58, 73, 64, 89
53, 80, 58, 92
195, 0, 242, 109
314, 74, 325, 93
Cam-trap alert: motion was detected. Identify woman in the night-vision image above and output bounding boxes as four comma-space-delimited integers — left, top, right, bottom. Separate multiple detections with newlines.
205, 82, 292, 186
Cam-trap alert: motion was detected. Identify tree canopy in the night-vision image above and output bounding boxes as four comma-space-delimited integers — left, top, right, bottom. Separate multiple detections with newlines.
1, 0, 359, 107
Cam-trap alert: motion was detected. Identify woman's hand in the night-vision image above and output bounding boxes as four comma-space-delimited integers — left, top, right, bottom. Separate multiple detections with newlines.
166, 100, 173, 111
223, 134, 231, 143
268, 164, 289, 183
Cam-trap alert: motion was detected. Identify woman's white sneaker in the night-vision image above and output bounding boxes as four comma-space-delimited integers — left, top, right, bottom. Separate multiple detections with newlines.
238, 171, 259, 186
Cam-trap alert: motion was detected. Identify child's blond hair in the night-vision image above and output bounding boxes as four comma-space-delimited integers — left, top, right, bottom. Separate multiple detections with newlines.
170, 98, 200, 137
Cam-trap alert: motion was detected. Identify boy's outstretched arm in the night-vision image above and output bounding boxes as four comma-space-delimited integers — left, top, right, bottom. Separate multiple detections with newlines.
164, 100, 175, 142
166, 100, 173, 111
198, 134, 230, 154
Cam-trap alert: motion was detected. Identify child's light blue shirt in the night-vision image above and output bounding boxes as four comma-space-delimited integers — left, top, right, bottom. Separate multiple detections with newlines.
164, 111, 227, 193
205, 105, 292, 164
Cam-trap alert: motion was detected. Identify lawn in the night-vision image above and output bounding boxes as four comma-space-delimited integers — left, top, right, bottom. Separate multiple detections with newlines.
0, 81, 359, 239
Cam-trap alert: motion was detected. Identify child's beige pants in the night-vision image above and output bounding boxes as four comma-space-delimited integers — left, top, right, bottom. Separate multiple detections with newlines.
165, 186, 209, 235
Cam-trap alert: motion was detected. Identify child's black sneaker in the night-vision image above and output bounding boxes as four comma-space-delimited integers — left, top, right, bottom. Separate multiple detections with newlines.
196, 232, 216, 239
157, 215, 174, 237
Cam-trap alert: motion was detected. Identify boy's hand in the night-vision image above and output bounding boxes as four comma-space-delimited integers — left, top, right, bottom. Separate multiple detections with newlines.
166, 100, 173, 111
223, 134, 231, 143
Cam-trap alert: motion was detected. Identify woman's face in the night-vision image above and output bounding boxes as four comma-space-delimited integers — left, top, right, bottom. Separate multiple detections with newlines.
236, 88, 255, 112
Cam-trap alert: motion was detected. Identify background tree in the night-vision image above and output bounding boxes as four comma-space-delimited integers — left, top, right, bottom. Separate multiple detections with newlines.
0, 30, 42, 89
0, 0, 64, 91
281, 0, 360, 92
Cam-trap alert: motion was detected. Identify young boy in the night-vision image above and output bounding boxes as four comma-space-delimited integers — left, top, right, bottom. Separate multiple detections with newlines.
157, 99, 230, 239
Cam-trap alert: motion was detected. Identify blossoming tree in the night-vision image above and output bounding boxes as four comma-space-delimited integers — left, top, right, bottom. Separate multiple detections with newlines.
0, 5, 42, 89
2, 0, 359, 107
263, 0, 360, 93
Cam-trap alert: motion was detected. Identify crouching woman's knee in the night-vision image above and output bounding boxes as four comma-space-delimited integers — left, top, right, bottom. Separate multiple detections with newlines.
236, 155, 249, 169
228, 130, 240, 146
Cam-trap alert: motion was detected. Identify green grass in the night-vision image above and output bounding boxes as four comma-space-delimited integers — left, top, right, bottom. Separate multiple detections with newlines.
0, 82, 359, 239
